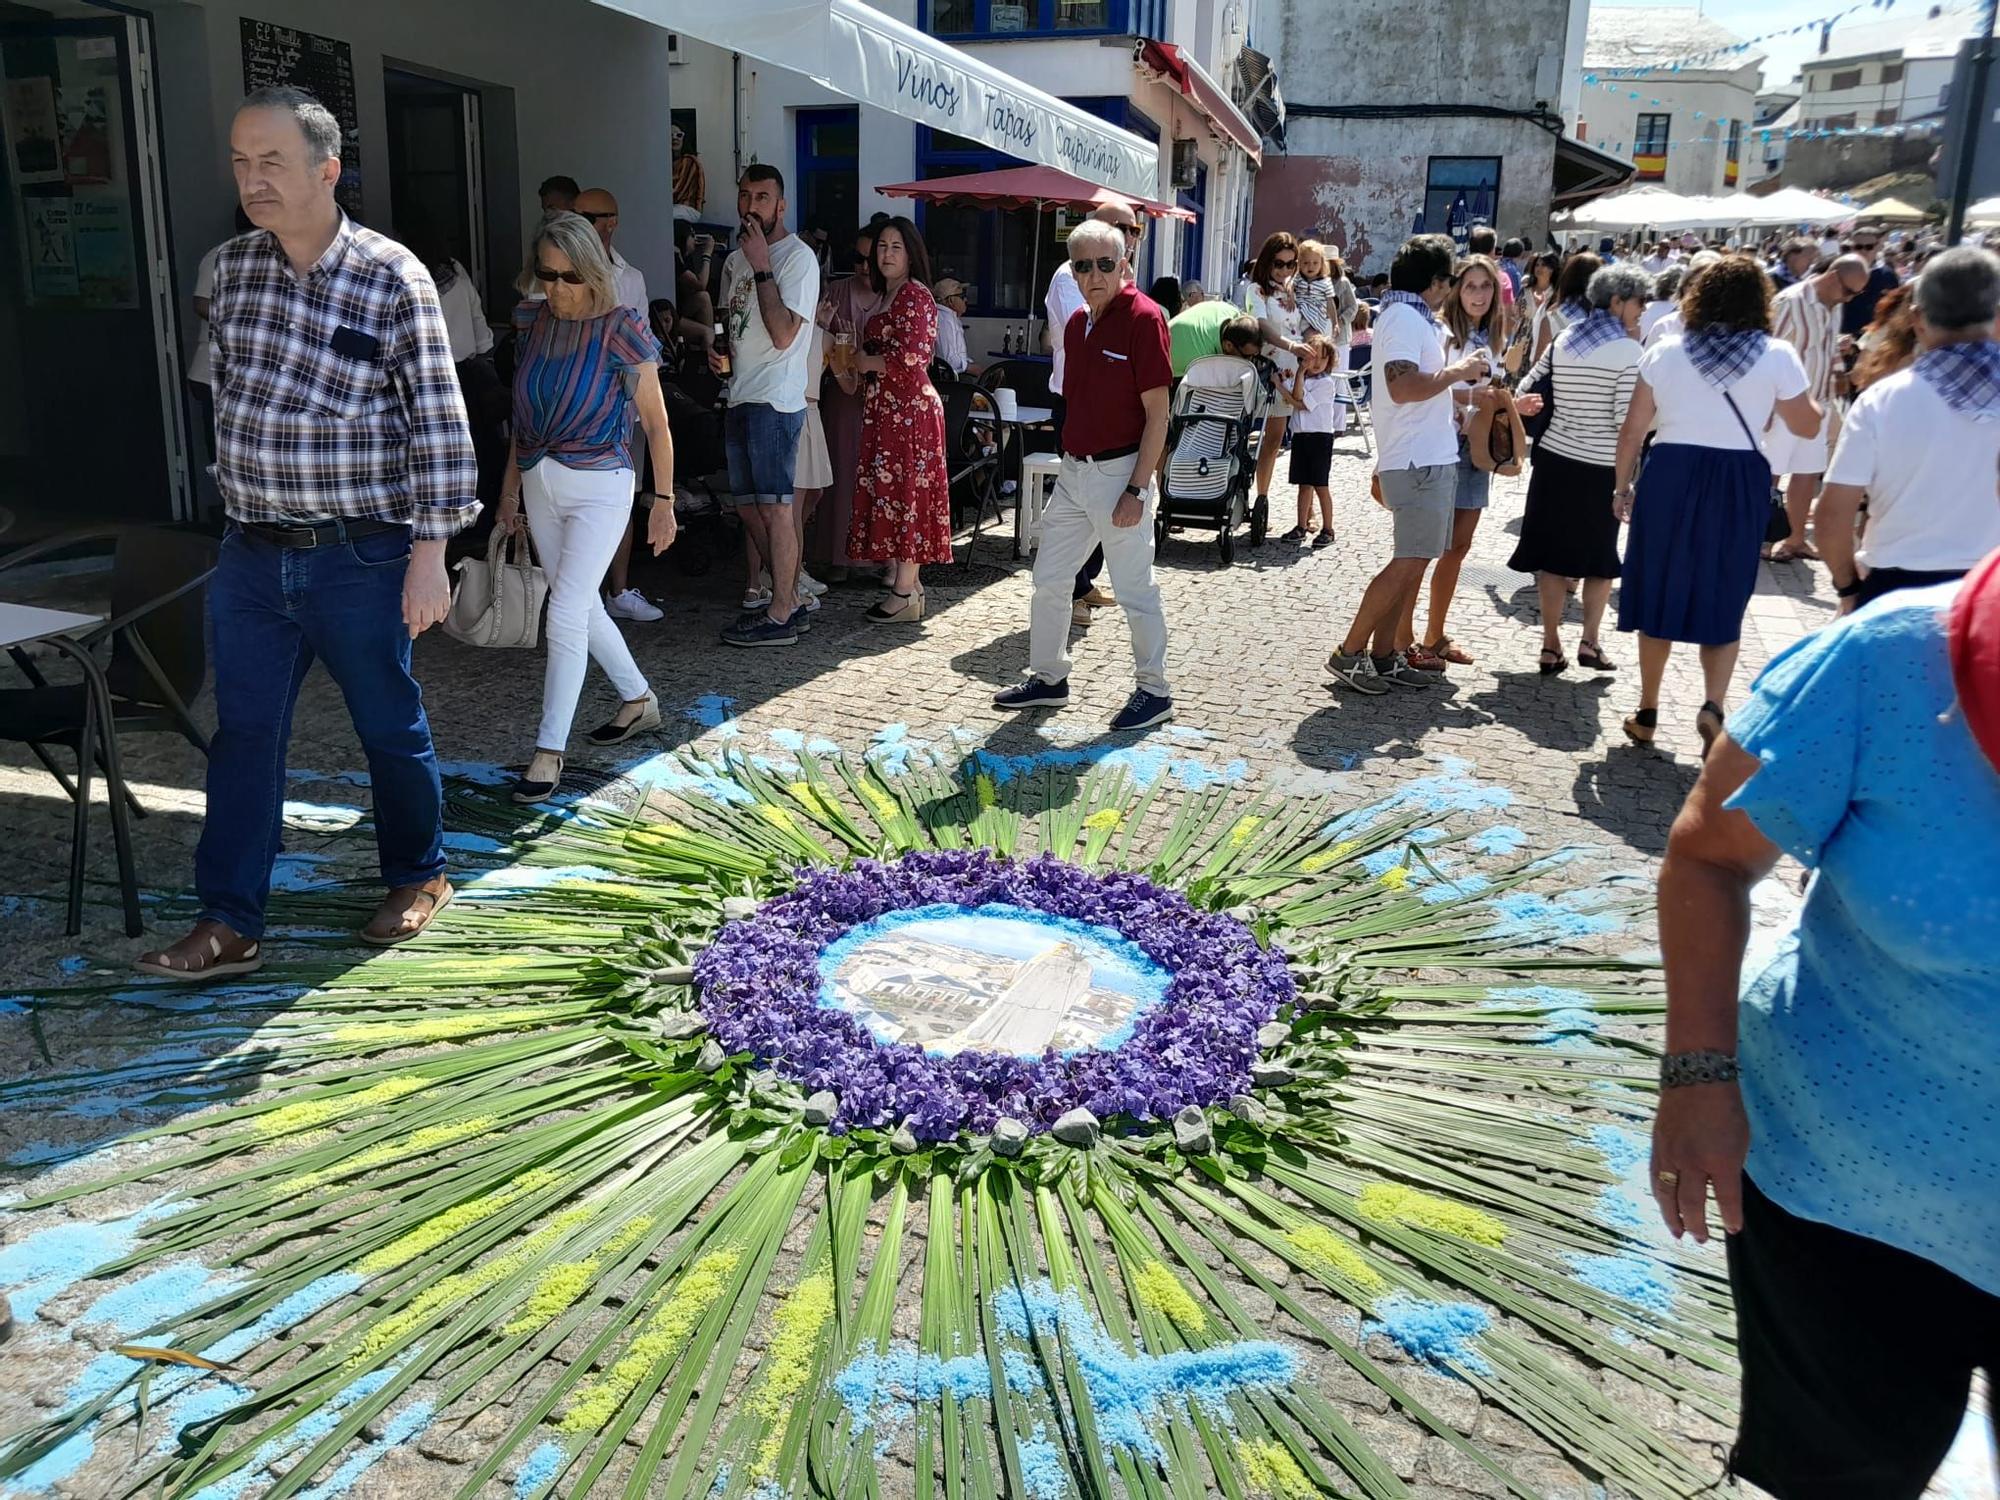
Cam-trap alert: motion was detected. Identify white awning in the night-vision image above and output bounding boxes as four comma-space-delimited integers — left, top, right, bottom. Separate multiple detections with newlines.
593, 0, 1159, 192
1554, 187, 1720, 232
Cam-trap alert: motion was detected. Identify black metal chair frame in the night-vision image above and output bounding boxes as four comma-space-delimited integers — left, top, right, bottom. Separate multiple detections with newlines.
0, 527, 217, 935
937, 378, 1006, 570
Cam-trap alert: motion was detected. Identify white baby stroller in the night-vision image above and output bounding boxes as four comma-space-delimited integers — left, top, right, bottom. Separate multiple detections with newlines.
1157, 353, 1274, 566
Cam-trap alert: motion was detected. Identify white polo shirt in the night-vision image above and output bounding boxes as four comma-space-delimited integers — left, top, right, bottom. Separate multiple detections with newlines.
609, 246, 648, 317
1827, 363, 2000, 571
1370, 299, 1458, 471
1045, 261, 1085, 395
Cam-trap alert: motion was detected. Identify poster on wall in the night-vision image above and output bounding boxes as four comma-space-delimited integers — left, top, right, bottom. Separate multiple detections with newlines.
72, 188, 136, 307
240, 18, 363, 218
24, 189, 78, 300
3, 76, 63, 183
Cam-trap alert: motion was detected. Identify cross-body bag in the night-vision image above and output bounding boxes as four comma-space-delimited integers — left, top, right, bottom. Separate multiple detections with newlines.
1718, 388, 1792, 546
444, 526, 548, 649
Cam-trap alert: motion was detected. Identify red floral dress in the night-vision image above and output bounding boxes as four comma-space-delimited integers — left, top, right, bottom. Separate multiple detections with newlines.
846, 280, 953, 565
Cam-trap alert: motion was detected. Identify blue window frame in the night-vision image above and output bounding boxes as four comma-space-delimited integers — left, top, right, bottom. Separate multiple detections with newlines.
921, 0, 1164, 40
794, 107, 859, 245
1178, 163, 1206, 288
914, 96, 1158, 318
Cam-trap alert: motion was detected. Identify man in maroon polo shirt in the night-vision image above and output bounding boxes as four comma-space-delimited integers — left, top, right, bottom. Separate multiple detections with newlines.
995, 219, 1174, 730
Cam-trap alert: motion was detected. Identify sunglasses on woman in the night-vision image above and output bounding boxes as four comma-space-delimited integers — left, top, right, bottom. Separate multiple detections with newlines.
534, 264, 587, 285
1275, 256, 1298, 269
1072, 256, 1120, 276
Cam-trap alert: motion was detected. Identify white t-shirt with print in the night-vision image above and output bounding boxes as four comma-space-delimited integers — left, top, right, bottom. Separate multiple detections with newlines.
1370, 300, 1458, 471
1640, 336, 1808, 452
1827, 364, 2000, 571
720, 233, 821, 412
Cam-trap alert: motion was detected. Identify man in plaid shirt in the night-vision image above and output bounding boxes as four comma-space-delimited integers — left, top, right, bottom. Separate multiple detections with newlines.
138, 86, 478, 981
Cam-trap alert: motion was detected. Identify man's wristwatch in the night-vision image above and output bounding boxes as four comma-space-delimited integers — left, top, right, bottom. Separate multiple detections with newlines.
753, 270, 773, 284
1660, 1050, 1739, 1088
1122, 483, 1143, 498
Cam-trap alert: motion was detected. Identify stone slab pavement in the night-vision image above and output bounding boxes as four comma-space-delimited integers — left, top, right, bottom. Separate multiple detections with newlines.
3, 432, 1993, 1500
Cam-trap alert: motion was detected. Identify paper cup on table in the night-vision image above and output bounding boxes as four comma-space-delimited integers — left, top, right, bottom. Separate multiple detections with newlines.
995, 387, 1019, 422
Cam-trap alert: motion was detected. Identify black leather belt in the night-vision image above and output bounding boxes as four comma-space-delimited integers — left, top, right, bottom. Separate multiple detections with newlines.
1077, 444, 1140, 463
241, 518, 407, 549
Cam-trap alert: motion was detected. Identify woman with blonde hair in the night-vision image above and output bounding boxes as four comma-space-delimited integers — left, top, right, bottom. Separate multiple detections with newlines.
1404, 254, 1516, 668
496, 212, 677, 803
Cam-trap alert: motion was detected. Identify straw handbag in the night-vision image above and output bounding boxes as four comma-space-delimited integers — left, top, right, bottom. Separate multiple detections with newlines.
444, 527, 547, 649
1468, 390, 1530, 478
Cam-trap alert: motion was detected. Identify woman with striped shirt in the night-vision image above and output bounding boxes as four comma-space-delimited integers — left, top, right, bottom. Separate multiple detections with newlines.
497, 213, 676, 803
1508, 263, 1652, 674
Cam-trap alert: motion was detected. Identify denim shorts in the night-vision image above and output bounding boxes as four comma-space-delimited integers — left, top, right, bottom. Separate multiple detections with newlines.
1454, 435, 1491, 510
723, 401, 807, 505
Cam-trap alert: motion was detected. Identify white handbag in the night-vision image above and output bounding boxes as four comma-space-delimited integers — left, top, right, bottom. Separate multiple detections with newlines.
444, 526, 547, 649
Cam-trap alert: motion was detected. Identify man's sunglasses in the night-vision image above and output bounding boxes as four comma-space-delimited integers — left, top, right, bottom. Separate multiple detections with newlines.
1116, 222, 1141, 235
576, 209, 616, 223
534, 264, 587, 285
1072, 256, 1120, 275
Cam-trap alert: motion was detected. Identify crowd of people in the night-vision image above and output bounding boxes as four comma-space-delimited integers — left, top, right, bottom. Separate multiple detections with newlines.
104, 80, 2000, 1500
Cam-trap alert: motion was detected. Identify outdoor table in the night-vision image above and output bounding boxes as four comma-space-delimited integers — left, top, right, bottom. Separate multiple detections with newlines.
1, 602, 141, 936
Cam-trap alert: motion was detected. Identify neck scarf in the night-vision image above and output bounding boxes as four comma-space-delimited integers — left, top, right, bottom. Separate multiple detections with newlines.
1682, 327, 1768, 391
1382, 288, 1441, 327
1559, 308, 1628, 358
1914, 340, 2000, 416
1950, 546, 2000, 777
1558, 297, 1589, 323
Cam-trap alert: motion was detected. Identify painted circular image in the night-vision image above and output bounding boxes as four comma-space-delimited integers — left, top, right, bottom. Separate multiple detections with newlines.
817, 903, 1170, 1057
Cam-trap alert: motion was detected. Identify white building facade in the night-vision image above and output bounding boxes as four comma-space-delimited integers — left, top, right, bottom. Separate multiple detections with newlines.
1577, 10, 1763, 198
1796, 7, 1974, 133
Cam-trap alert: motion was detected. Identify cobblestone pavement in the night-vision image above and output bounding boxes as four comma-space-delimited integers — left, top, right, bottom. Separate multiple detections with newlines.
6, 440, 1995, 1500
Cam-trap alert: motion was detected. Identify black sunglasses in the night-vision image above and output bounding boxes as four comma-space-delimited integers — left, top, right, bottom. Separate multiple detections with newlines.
576, 209, 616, 223
1117, 222, 1141, 235
534, 264, 587, 285
1274, 256, 1298, 269
1072, 256, 1120, 275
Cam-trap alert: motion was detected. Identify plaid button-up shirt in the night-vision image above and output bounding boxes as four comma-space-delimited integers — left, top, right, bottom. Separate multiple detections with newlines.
209, 216, 478, 541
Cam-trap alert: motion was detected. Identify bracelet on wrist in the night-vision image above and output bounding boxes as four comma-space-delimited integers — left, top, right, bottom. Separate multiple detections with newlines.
1660, 1049, 1739, 1088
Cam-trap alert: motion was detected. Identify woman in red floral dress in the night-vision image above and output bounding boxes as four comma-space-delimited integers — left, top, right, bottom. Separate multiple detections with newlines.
841, 217, 952, 623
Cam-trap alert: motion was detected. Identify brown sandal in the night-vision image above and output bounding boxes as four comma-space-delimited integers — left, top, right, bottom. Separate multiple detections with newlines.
359, 876, 455, 947
133, 919, 263, 982
1425, 636, 1475, 666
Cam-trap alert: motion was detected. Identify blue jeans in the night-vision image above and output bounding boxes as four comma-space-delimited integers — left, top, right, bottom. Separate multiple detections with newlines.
195, 524, 446, 938
722, 401, 806, 504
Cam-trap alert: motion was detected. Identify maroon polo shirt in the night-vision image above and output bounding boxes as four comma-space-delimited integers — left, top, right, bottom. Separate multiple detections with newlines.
1059, 282, 1173, 458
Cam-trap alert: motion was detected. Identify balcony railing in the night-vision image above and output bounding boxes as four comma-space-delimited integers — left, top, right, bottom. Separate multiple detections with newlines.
922, 0, 1166, 42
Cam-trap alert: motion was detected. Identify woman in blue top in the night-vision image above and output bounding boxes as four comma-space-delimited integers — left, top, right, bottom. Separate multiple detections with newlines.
496, 213, 676, 803
1651, 544, 2000, 1497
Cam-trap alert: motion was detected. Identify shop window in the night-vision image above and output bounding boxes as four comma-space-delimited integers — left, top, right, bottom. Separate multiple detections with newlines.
1423, 156, 1500, 235
921, 0, 1137, 37
795, 107, 858, 248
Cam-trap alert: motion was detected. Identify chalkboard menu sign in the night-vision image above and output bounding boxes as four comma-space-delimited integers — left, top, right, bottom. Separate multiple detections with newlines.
240, 17, 362, 217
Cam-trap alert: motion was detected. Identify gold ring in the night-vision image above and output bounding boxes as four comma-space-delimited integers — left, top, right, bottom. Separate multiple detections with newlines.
1655, 1170, 1680, 1188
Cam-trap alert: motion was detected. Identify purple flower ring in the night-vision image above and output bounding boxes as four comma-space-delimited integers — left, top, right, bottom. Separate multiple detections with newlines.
692, 849, 1294, 1142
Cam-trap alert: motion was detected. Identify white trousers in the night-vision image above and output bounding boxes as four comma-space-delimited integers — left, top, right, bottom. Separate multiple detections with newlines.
1028, 455, 1170, 696
522, 459, 649, 751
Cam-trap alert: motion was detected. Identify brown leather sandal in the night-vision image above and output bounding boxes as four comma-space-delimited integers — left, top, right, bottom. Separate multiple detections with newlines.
359, 876, 455, 948
133, 919, 264, 982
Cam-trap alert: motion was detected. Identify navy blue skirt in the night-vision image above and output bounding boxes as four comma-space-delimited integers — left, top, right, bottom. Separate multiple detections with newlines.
1617, 442, 1770, 646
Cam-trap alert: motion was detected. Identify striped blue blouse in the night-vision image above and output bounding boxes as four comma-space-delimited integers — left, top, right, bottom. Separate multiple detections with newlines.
511, 301, 660, 473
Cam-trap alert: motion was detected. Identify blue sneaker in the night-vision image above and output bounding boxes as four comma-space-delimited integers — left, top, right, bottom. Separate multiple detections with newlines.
1109, 689, 1173, 731
993, 676, 1069, 709
722, 612, 799, 648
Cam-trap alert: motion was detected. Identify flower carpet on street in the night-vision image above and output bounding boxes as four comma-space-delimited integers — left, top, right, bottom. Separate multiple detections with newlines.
0, 747, 1733, 1499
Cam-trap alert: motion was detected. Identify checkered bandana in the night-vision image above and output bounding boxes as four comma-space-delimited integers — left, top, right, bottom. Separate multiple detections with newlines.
1683, 328, 1769, 391
1558, 309, 1628, 358
1914, 340, 2000, 416
1381, 289, 1441, 327
1558, 298, 1590, 324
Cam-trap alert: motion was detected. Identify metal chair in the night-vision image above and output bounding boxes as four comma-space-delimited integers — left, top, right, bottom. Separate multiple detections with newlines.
0, 527, 218, 932
938, 378, 1004, 567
